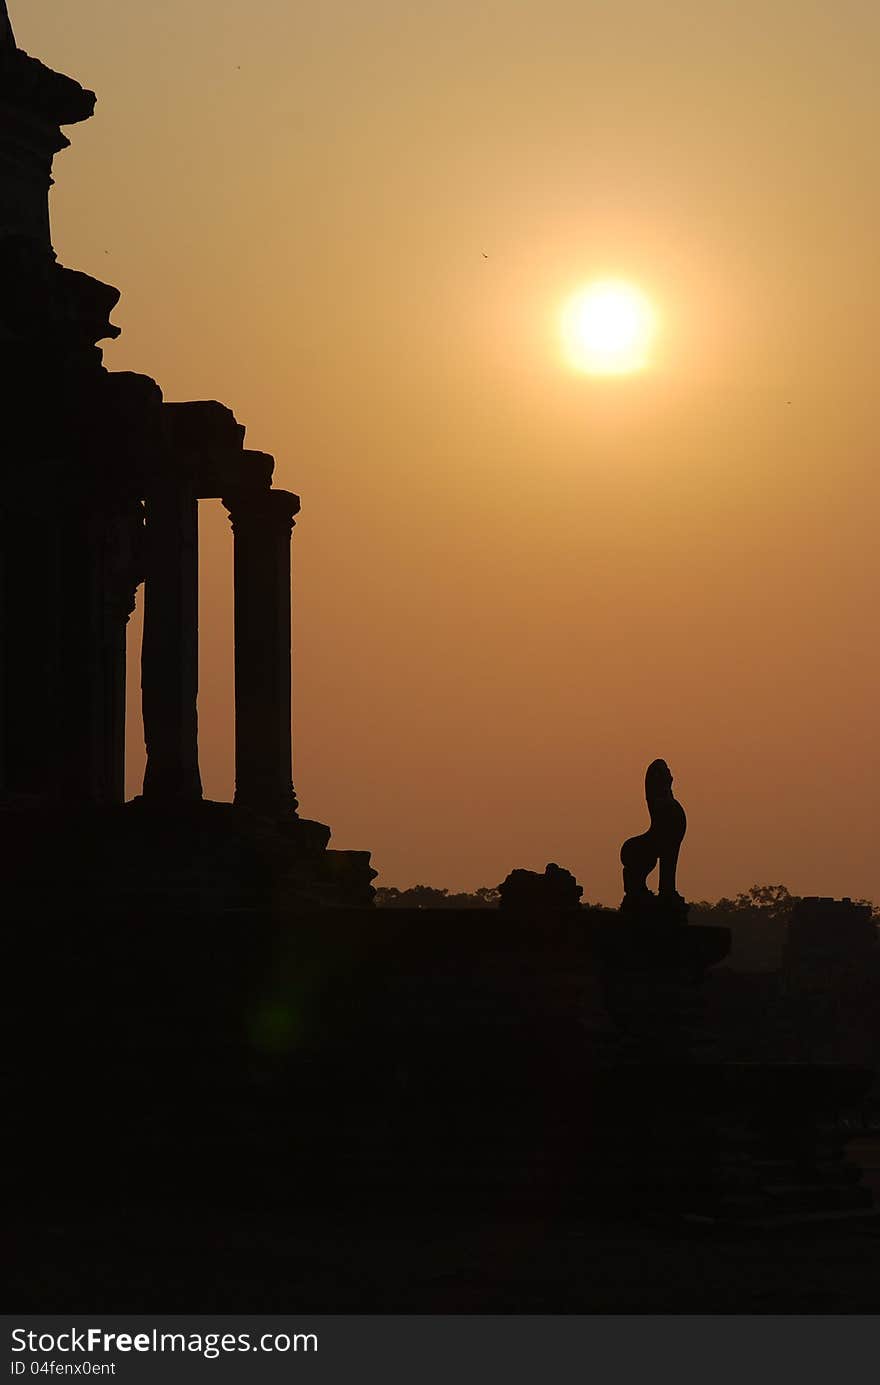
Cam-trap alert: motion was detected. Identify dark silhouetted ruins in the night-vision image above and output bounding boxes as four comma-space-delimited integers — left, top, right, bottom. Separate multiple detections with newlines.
498, 862, 583, 911
5, 6, 880, 1314
0, 5, 374, 912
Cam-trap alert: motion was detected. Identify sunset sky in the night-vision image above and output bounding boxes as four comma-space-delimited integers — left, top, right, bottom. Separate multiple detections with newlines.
18, 0, 880, 903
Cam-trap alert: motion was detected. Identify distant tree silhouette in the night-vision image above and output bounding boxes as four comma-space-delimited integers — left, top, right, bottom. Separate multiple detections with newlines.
711, 883, 797, 917
690, 885, 799, 970
692, 884, 877, 972
374, 884, 500, 909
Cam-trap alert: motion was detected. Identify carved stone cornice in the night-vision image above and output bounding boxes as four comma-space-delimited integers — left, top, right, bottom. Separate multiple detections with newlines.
209, 449, 274, 498
0, 238, 121, 344
0, 45, 95, 127
163, 399, 245, 453
157, 401, 283, 499
0, 34, 95, 249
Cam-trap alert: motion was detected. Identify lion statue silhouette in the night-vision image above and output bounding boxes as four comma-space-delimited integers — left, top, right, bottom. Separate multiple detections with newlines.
620, 759, 687, 919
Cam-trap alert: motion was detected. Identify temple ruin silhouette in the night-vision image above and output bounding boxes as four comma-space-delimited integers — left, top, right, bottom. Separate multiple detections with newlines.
0, 4, 374, 911
5, 8, 880, 1310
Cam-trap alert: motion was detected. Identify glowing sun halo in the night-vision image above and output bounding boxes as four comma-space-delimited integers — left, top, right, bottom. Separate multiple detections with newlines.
561, 280, 657, 375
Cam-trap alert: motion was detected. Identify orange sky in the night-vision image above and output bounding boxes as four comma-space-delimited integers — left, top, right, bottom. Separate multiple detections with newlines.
18, 1, 880, 903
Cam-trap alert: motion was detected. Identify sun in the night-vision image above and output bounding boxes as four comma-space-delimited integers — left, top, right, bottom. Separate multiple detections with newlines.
560, 279, 657, 375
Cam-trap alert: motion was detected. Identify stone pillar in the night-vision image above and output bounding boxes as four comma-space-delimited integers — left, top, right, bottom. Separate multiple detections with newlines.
223, 488, 300, 816
141, 486, 202, 802
94, 502, 142, 804
0, 496, 5, 797
48, 498, 141, 805
0, 493, 59, 798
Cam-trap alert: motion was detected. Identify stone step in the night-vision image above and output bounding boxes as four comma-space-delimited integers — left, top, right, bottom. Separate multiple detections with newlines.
684, 1206, 880, 1231
755, 1183, 873, 1214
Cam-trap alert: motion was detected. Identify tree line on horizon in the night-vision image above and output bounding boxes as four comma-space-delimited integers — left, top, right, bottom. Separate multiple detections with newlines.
372, 883, 880, 1080
374, 882, 880, 1084
375, 881, 878, 915
374, 882, 879, 973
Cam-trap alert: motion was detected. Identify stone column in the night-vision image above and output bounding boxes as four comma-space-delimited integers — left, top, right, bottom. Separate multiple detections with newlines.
46, 498, 141, 805
95, 502, 143, 804
0, 492, 59, 798
141, 486, 202, 802
223, 488, 300, 816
